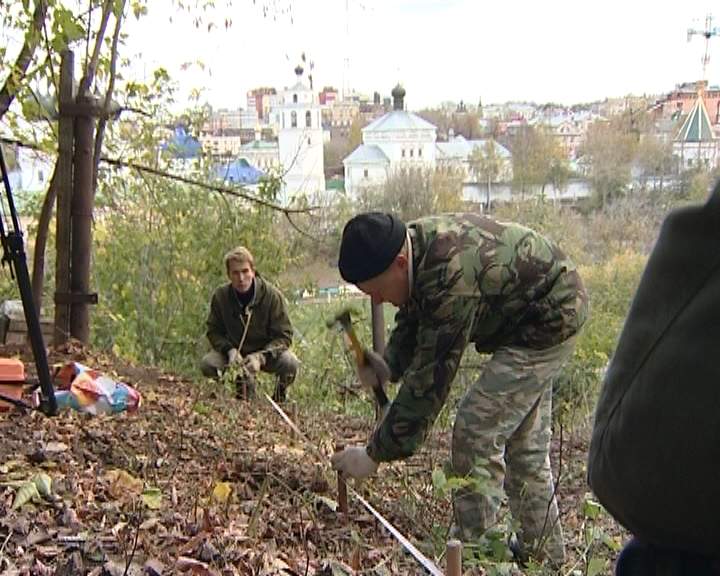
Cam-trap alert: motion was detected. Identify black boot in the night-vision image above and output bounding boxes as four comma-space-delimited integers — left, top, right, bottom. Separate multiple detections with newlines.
272, 382, 287, 403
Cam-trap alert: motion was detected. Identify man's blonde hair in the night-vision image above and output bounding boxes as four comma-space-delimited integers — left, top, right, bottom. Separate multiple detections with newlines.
224, 246, 255, 273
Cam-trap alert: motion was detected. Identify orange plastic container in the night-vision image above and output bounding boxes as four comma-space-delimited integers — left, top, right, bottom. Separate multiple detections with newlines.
0, 358, 25, 411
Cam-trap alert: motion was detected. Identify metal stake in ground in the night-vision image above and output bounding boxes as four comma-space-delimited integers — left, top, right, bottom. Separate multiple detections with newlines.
335, 442, 349, 515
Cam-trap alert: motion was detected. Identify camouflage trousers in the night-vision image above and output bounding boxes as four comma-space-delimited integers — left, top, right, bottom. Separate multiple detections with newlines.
451, 336, 576, 565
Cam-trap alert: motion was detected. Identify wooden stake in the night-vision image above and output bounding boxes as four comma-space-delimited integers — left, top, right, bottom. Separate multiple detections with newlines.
289, 402, 298, 441
335, 443, 348, 515
446, 539, 462, 576
54, 50, 74, 345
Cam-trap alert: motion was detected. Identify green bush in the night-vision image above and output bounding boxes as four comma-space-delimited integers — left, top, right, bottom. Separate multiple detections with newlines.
554, 252, 647, 424
91, 175, 288, 374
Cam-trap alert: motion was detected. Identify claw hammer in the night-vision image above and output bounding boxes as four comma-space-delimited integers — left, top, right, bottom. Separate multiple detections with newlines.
327, 308, 389, 409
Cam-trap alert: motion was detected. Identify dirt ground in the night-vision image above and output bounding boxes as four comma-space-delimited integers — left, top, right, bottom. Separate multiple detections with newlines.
0, 343, 624, 575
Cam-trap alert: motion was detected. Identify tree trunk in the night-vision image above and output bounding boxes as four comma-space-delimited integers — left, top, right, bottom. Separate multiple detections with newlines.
31, 162, 59, 314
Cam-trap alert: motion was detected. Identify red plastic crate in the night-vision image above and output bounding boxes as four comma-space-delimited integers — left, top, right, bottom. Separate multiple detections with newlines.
0, 358, 25, 411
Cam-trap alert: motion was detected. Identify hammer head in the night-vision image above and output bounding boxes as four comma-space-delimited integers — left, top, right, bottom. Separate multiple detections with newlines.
326, 307, 356, 331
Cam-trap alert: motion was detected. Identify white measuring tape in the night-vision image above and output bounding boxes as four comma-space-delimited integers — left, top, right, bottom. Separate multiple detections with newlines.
263, 394, 445, 575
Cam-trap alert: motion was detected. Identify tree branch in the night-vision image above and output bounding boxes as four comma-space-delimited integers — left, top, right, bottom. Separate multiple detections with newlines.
0, 0, 49, 119
283, 212, 322, 242
100, 155, 318, 214
78, 0, 114, 97
1, 136, 320, 215
31, 160, 59, 313
92, 1, 126, 193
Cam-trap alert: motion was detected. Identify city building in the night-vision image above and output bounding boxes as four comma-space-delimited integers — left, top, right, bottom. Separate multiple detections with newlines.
650, 81, 720, 125
273, 65, 325, 199
319, 86, 339, 106
343, 85, 436, 196
436, 135, 512, 181
238, 131, 280, 172
246, 87, 277, 122
673, 91, 719, 169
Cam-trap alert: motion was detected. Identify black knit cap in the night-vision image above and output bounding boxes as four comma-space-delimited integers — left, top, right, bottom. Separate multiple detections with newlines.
338, 212, 407, 283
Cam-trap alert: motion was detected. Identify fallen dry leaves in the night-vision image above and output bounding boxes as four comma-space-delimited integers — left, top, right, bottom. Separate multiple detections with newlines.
0, 343, 450, 575
0, 342, 624, 575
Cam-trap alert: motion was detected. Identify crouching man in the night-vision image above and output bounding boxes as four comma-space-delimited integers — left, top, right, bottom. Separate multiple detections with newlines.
200, 246, 298, 402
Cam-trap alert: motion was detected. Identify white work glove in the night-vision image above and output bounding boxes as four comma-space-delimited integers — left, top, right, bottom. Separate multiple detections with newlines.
358, 349, 390, 392
227, 348, 242, 365
331, 445, 379, 481
243, 352, 265, 374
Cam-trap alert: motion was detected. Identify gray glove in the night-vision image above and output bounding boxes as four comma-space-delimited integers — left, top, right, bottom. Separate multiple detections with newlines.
331, 445, 379, 481
243, 352, 265, 374
227, 348, 242, 365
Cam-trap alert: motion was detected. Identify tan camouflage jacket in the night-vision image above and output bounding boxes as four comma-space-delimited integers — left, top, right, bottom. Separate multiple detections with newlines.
368, 213, 588, 462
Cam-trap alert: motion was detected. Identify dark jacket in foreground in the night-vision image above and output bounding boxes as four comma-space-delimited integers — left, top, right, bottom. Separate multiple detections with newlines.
206, 275, 293, 362
588, 183, 720, 557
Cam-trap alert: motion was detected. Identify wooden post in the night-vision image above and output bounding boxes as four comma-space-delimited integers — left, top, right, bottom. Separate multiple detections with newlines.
289, 402, 298, 442
371, 301, 385, 355
69, 94, 97, 343
54, 50, 74, 345
335, 443, 348, 515
446, 539, 462, 576
371, 301, 386, 421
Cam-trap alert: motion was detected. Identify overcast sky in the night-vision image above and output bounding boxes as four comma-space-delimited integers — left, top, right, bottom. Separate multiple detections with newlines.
126, 0, 719, 111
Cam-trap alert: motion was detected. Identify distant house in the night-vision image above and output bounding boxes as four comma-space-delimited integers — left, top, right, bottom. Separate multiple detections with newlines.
652, 80, 720, 126
343, 85, 513, 197
436, 135, 512, 181
673, 92, 719, 170
5, 145, 54, 203
238, 136, 280, 172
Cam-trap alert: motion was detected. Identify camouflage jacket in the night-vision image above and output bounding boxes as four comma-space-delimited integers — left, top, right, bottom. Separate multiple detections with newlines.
206, 275, 293, 363
367, 213, 588, 462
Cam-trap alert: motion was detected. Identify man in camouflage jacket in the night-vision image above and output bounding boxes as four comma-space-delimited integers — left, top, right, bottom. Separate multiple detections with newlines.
332, 212, 587, 564
200, 246, 298, 402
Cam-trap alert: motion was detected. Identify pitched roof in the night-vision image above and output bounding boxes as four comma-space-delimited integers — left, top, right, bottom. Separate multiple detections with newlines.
364, 110, 436, 132
241, 139, 278, 151
675, 95, 715, 143
343, 144, 390, 165
436, 137, 511, 160
214, 158, 264, 184
162, 126, 202, 159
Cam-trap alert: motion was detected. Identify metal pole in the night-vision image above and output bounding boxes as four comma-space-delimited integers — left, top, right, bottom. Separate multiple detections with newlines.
0, 146, 57, 415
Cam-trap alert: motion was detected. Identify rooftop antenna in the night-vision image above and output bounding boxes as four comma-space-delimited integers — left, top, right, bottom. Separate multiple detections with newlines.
687, 13, 719, 95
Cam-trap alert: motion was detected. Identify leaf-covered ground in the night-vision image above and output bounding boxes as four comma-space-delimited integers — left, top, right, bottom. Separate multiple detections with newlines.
0, 343, 624, 575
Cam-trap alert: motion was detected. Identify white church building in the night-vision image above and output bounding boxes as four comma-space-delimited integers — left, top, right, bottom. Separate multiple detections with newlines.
343, 85, 511, 198
272, 66, 325, 200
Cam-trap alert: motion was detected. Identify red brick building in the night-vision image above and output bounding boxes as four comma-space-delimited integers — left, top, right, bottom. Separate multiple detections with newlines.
651, 81, 720, 125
